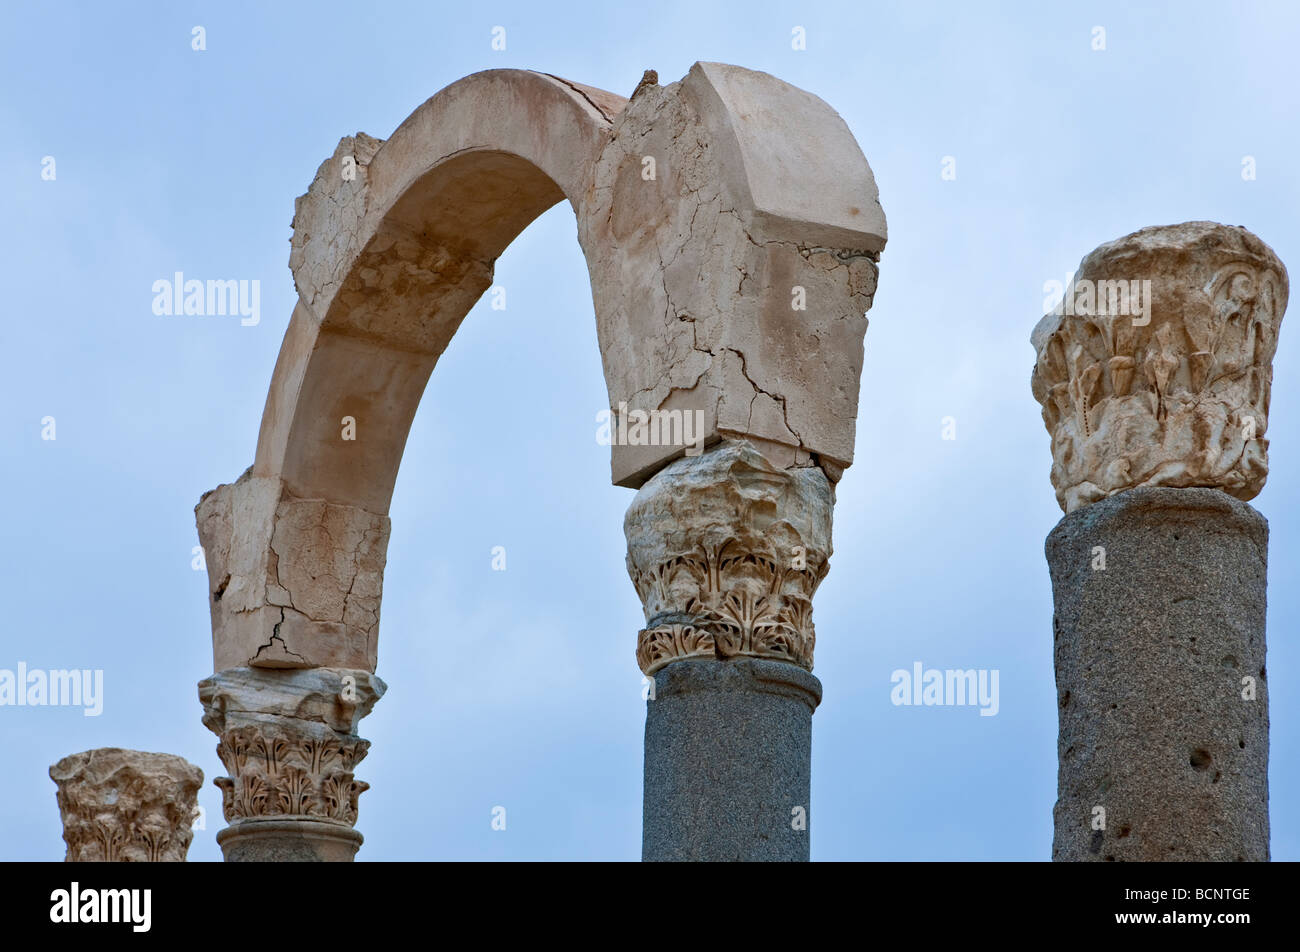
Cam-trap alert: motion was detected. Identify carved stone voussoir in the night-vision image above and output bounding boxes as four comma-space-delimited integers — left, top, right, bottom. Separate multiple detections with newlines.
626, 440, 833, 675
49, 748, 203, 862
199, 667, 385, 828
1031, 222, 1289, 513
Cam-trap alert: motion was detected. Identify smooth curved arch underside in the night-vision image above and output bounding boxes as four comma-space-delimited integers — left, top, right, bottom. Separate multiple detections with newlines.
263, 70, 627, 515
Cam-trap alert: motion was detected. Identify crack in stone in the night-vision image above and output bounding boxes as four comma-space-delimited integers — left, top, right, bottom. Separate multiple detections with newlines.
540, 73, 619, 124
251, 607, 311, 667
724, 346, 803, 447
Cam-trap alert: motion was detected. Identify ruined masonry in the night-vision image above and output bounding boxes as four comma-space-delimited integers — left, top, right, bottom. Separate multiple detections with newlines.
152, 66, 1290, 863
192, 63, 886, 861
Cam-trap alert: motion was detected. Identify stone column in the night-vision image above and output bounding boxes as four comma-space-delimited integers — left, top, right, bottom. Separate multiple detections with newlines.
627, 441, 831, 861
194, 473, 390, 861
198, 666, 385, 862
50, 748, 203, 861
1030, 222, 1288, 861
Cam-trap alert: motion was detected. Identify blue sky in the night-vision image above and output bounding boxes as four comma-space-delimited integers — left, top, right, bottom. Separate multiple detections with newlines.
2, 0, 1298, 860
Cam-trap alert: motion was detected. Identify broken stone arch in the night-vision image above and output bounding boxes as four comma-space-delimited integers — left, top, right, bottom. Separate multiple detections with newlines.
195, 62, 887, 861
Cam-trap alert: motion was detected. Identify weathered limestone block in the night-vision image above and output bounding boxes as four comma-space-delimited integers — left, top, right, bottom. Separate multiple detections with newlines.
626, 440, 832, 675
50, 749, 202, 862
198, 667, 385, 861
583, 62, 887, 486
1031, 222, 1289, 512
288, 132, 384, 316
1047, 488, 1269, 861
285, 74, 619, 352
197, 471, 389, 671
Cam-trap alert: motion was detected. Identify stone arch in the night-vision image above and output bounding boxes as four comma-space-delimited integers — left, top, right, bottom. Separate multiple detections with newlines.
265, 69, 626, 515
200, 69, 627, 674
196, 63, 887, 861
198, 62, 886, 676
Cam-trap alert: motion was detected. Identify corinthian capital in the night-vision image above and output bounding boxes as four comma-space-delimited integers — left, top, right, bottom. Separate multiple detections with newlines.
198, 667, 384, 836
49, 748, 203, 862
625, 441, 832, 675
1031, 222, 1289, 512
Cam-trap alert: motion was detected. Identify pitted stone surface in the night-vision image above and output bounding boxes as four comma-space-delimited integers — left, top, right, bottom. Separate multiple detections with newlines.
1047, 487, 1268, 861
642, 658, 821, 861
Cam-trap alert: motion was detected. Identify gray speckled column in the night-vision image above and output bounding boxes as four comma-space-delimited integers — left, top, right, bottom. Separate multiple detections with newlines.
642, 658, 821, 861
1047, 487, 1269, 860
625, 441, 834, 862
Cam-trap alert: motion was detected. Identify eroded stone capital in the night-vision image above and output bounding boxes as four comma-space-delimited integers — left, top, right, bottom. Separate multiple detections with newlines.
625, 440, 832, 675
1031, 222, 1289, 512
198, 667, 385, 832
49, 748, 203, 862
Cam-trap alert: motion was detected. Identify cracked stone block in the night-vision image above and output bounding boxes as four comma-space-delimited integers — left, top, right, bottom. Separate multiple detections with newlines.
582, 62, 886, 487
197, 471, 389, 671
